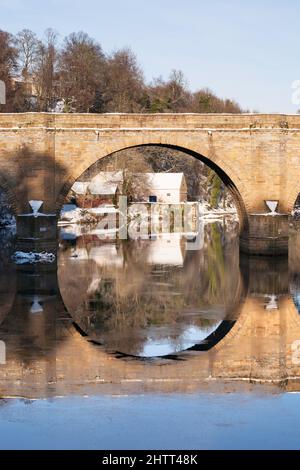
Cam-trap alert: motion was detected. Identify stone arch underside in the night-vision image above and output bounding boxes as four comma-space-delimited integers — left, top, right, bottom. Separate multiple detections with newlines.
56, 135, 249, 360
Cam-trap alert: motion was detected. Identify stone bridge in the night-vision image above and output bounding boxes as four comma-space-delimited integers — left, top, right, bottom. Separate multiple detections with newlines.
1, 112, 300, 255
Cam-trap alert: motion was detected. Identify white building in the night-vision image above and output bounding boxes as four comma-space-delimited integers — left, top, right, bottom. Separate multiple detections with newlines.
147, 233, 185, 266
140, 172, 187, 203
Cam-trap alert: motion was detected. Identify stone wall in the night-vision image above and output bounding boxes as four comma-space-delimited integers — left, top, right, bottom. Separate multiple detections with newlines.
1, 113, 300, 254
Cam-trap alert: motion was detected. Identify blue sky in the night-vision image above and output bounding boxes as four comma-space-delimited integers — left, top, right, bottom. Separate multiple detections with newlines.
1, 0, 300, 113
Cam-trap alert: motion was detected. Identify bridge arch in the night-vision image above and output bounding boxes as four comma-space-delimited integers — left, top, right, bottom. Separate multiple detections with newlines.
58, 152, 245, 361
55, 141, 249, 231
287, 187, 300, 214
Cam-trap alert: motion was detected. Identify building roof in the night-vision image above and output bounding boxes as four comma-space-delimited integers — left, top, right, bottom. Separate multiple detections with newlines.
71, 182, 90, 195
88, 181, 119, 195
88, 172, 123, 194
71, 173, 121, 196
90, 171, 123, 184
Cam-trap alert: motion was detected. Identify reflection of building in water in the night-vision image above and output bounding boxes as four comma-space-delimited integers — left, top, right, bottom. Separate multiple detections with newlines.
72, 244, 124, 268
9, 227, 297, 396
147, 233, 185, 266
65, 232, 187, 267
4, 258, 300, 397
5, 224, 300, 396
57, 225, 241, 358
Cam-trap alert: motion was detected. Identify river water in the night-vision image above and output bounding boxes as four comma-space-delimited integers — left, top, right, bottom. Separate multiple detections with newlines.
1, 216, 300, 448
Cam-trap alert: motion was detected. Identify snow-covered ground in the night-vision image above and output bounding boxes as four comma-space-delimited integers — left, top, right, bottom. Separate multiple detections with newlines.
197, 200, 237, 217
59, 205, 119, 225
12, 251, 56, 264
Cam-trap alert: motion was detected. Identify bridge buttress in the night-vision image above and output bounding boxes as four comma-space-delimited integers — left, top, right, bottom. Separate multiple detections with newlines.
240, 213, 289, 256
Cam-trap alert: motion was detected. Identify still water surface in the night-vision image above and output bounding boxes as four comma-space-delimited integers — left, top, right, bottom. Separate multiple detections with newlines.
1, 217, 300, 448
58, 218, 240, 357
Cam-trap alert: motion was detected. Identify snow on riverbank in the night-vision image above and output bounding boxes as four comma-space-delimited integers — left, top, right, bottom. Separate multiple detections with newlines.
197, 200, 237, 217
12, 252, 56, 264
59, 202, 237, 226
59, 205, 118, 225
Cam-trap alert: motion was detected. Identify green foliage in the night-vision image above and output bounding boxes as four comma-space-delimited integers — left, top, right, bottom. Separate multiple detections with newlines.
210, 173, 222, 209
206, 223, 225, 302
90, 89, 104, 113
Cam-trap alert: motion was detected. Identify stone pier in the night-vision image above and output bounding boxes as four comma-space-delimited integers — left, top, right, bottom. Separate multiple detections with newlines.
240, 214, 290, 256
16, 212, 58, 254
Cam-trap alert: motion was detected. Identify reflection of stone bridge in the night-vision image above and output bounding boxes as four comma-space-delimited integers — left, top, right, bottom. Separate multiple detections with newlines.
1, 113, 300, 254
1, 257, 300, 397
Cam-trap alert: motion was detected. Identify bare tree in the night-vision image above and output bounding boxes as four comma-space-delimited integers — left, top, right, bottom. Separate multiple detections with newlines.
81, 148, 152, 202
104, 48, 146, 112
0, 30, 18, 112
34, 29, 59, 111
146, 69, 191, 112
191, 88, 242, 113
14, 29, 40, 79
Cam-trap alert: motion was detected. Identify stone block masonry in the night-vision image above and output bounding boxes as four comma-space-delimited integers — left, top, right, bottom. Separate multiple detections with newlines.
0, 112, 299, 255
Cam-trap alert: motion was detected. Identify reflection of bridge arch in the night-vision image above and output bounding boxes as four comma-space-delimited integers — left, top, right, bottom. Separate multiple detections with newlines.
2, 293, 300, 398
0, 113, 294, 257
70, 307, 245, 361
4, 259, 300, 396
58, 232, 246, 360
55, 142, 248, 233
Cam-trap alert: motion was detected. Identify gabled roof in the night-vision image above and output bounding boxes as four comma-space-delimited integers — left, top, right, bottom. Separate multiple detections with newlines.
71, 182, 90, 195
143, 172, 185, 190
90, 171, 123, 184
88, 172, 123, 194
89, 181, 119, 195
71, 180, 119, 195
